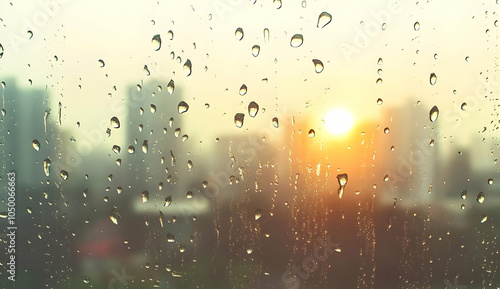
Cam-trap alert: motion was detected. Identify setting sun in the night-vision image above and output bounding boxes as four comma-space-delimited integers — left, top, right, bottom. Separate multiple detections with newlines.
324, 109, 354, 135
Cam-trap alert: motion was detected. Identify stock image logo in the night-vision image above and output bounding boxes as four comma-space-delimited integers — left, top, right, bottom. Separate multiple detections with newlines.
108, 267, 135, 289
281, 235, 341, 289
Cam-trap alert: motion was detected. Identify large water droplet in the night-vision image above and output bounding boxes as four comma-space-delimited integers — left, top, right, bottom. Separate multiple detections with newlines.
476, 192, 485, 204
312, 59, 324, 73
488, 178, 494, 185
159, 211, 165, 227
142, 190, 149, 203
248, 101, 259, 117
164, 196, 172, 207
414, 22, 420, 31
152, 34, 162, 51
32, 139, 40, 151
337, 173, 348, 198
252, 45, 260, 57
167, 79, 175, 94
170, 150, 176, 166
429, 105, 439, 122
43, 158, 51, 176
183, 59, 192, 76
273, 0, 282, 9
98, 59, 105, 68
0, 43, 3, 59
239, 84, 247, 96
272, 117, 279, 128
461, 190, 467, 199
174, 128, 181, 137
480, 213, 487, 223
60, 170, 69, 180
128, 145, 135, 154
178, 101, 189, 114
110, 209, 120, 225
317, 12, 332, 28
263, 28, 270, 43
429, 73, 437, 85
112, 145, 121, 154
254, 209, 262, 220
235, 27, 244, 41
110, 116, 120, 128
150, 104, 156, 113
461, 102, 467, 111
167, 30, 174, 40
308, 129, 315, 138
83, 275, 90, 284
234, 113, 245, 128
290, 34, 303, 47
142, 140, 148, 153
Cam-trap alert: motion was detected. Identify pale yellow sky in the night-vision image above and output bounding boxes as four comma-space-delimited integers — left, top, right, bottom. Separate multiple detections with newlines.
0, 0, 498, 162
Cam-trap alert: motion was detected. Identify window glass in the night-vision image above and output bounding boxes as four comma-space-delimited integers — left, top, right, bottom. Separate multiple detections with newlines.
0, 1, 499, 288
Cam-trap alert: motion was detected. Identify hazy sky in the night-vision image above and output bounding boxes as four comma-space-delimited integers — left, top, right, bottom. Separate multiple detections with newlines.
0, 0, 498, 168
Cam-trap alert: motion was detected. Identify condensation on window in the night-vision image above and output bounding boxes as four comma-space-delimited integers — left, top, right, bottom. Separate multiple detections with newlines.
0, 1, 499, 289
